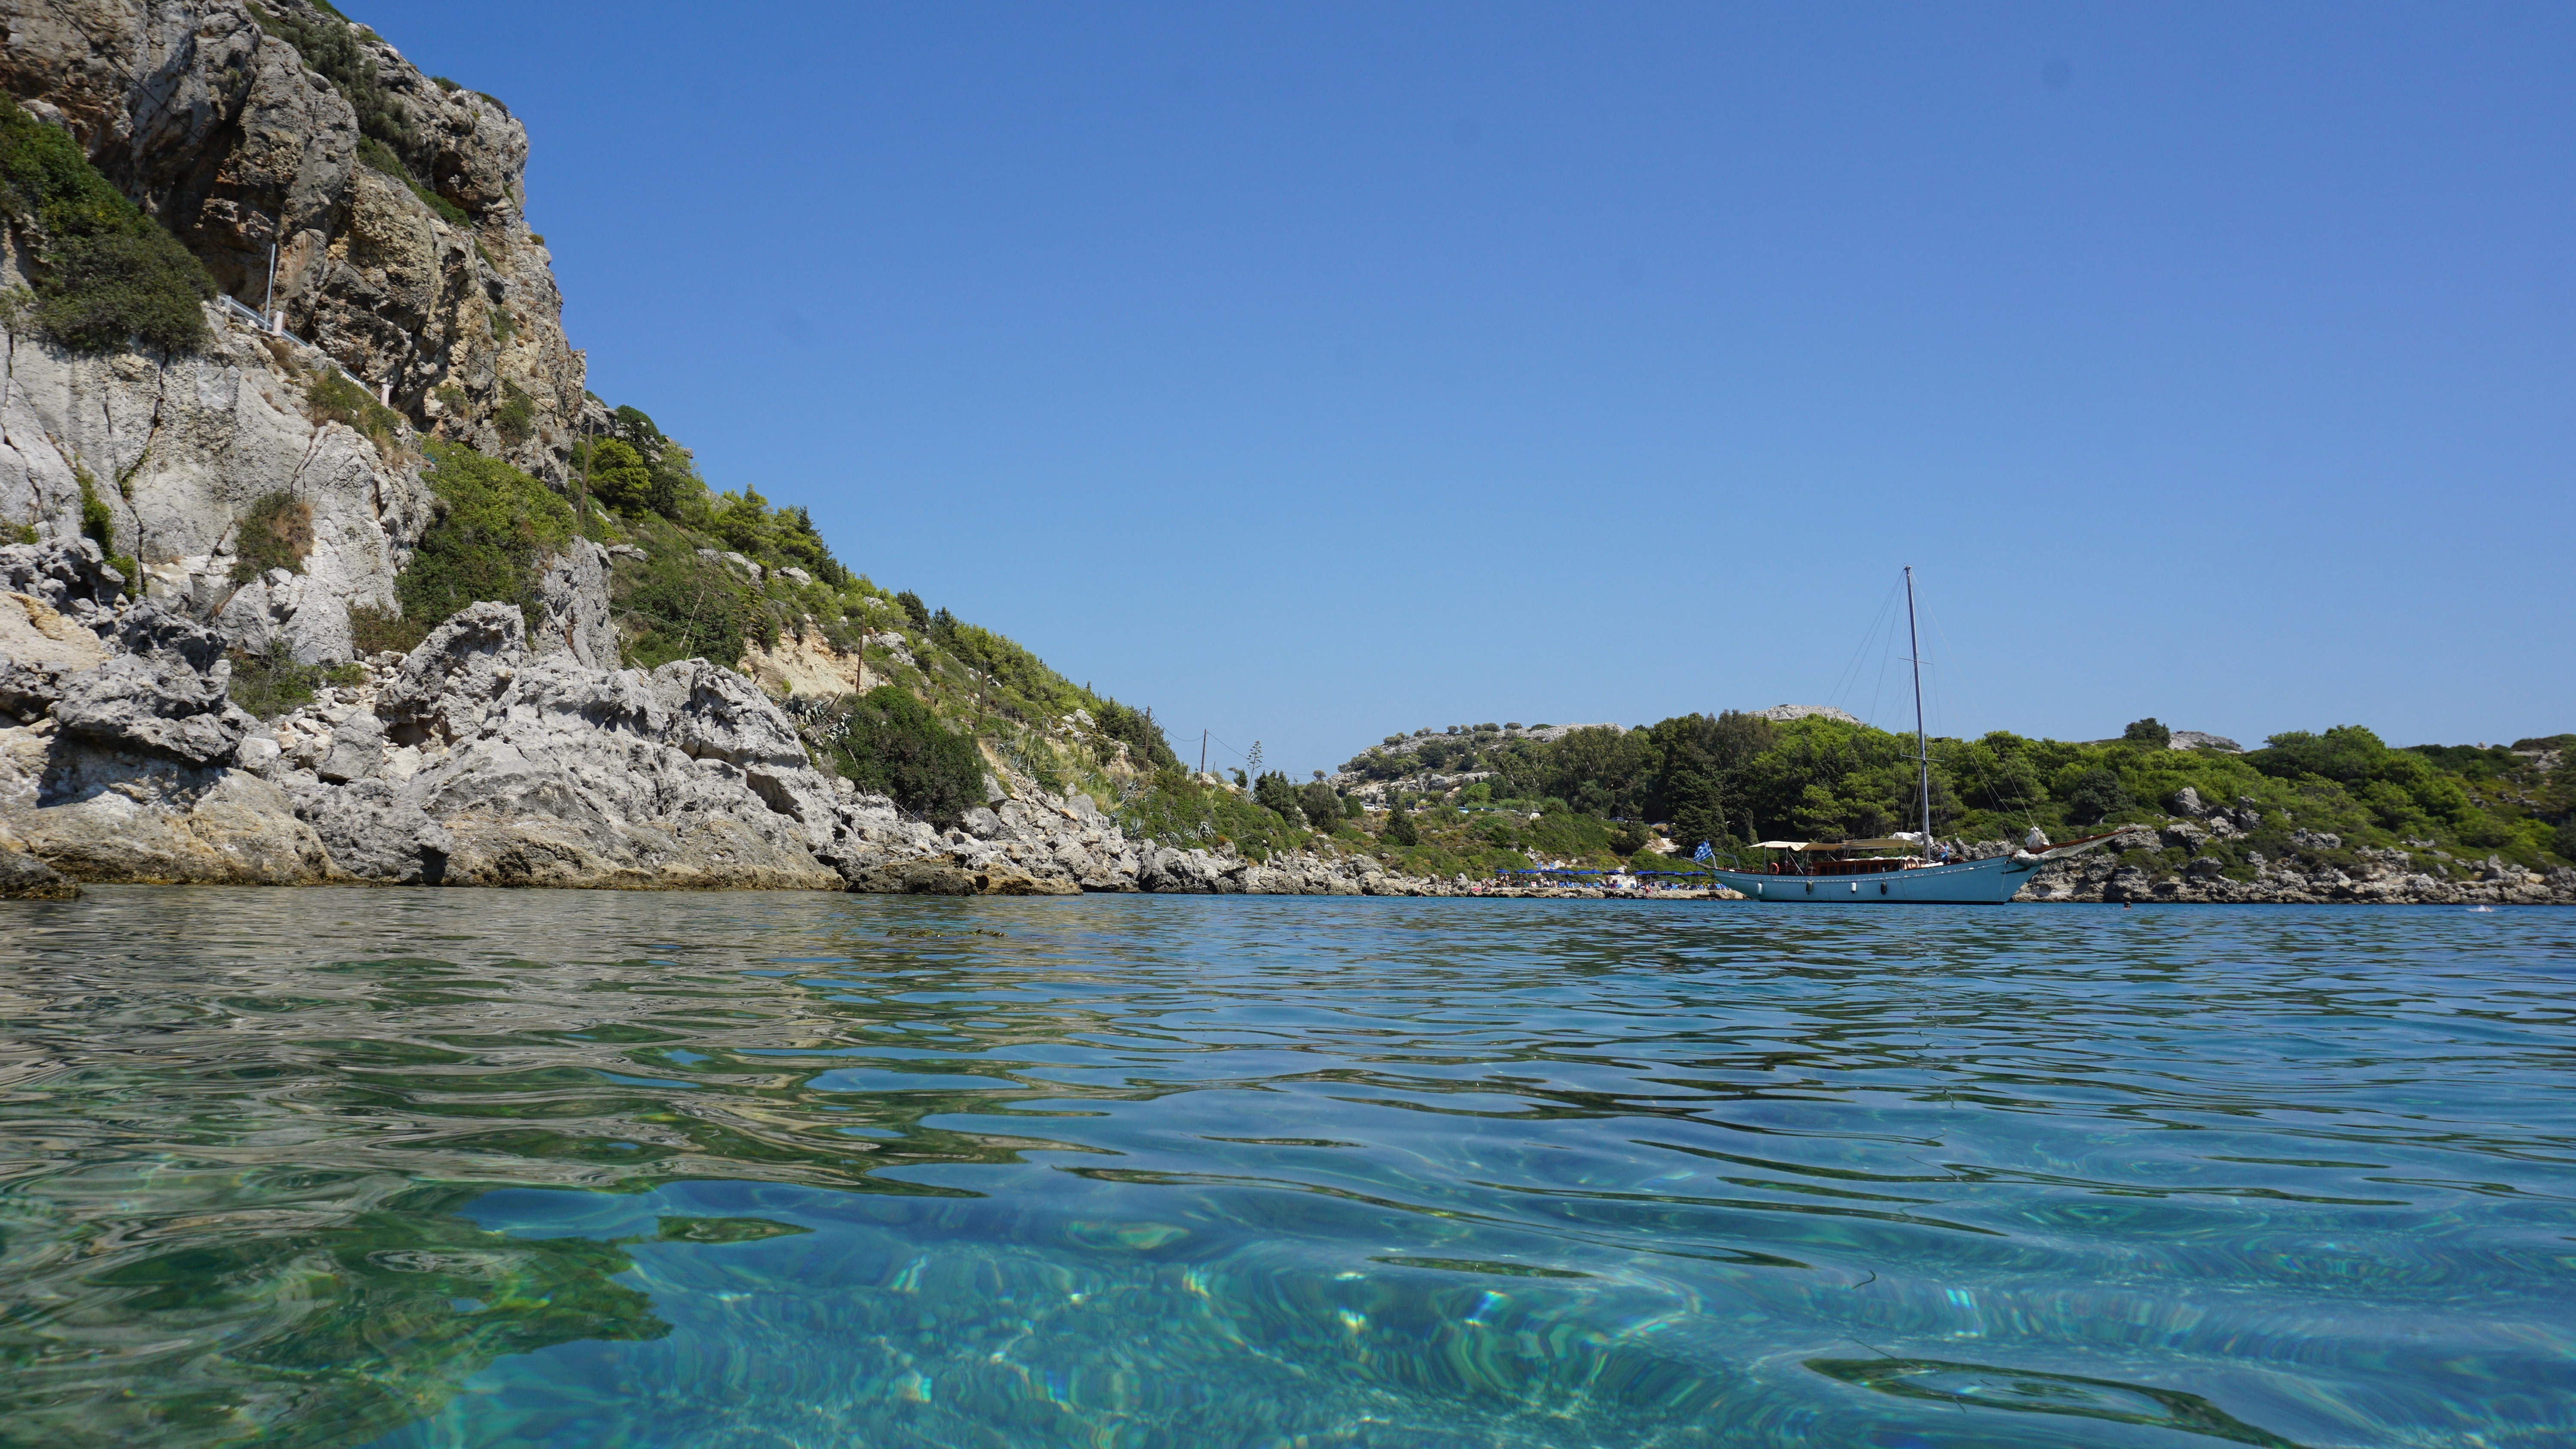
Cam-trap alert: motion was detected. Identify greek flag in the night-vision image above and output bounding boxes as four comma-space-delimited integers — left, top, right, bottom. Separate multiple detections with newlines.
1692, 842, 1713, 865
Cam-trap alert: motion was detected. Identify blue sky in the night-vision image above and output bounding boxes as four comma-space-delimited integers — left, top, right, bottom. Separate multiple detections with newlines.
367, 1, 2572, 778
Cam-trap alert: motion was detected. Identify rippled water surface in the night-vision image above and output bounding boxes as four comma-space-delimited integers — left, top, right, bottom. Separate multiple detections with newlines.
1, 890, 2571, 1448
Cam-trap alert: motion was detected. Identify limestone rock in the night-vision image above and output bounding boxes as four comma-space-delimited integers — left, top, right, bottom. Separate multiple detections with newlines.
316, 709, 384, 783
378, 601, 524, 744
1757, 704, 1863, 725
0, 655, 76, 720
529, 539, 618, 669
9, 753, 329, 883
0, 573, 1473, 897
0, 842, 78, 899
50, 650, 247, 764
2169, 731, 2243, 752
845, 858, 980, 895
0, 0, 588, 482
301, 777, 451, 883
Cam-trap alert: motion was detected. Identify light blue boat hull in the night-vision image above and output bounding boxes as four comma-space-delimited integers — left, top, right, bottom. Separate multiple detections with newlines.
1707, 853, 2040, 904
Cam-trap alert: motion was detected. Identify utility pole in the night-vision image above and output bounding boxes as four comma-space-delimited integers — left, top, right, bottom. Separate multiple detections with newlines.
263, 240, 279, 333
1200, 729, 1207, 777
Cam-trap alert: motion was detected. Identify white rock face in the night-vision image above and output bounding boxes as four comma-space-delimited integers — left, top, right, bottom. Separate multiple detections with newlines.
1756, 704, 1863, 724
0, 321, 434, 663
0, 544, 1461, 896
0, 0, 589, 480
2169, 730, 2243, 752
0, 0, 613, 670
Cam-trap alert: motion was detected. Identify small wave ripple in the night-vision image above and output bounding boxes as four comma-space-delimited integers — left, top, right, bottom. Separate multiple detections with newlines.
0, 889, 2570, 1447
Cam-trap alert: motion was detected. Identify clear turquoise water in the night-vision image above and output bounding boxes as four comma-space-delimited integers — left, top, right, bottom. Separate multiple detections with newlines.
0, 890, 2570, 1448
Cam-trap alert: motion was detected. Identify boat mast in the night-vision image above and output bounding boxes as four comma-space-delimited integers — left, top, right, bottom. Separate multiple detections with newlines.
1905, 566, 1931, 862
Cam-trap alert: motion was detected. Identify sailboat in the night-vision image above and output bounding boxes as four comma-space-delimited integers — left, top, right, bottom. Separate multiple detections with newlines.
1702, 567, 2120, 904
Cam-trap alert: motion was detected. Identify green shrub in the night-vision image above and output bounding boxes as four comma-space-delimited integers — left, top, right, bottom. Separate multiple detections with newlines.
1093, 698, 1176, 770
580, 437, 652, 515
1386, 804, 1419, 847
614, 546, 750, 669
2062, 767, 2130, 825
395, 440, 572, 633
1300, 780, 1342, 832
230, 492, 314, 582
2249, 726, 2391, 785
1114, 773, 1315, 863
711, 488, 775, 555
495, 381, 535, 444
304, 368, 402, 451
0, 99, 214, 354
1608, 821, 1647, 855
895, 590, 930, 630
348, 601, 428, 657
74, 464, 113, 556
1253, 770, 1303, 821
815, 686, 986, 826
227, 640, 365, 720
2123, 718, 2172, 749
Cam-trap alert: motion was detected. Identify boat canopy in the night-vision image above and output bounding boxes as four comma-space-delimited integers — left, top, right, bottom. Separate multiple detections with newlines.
1751, 838, 1919, 852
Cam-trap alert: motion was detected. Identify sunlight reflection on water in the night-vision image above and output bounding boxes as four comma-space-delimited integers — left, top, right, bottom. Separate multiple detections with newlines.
0, 889, 2569, 1447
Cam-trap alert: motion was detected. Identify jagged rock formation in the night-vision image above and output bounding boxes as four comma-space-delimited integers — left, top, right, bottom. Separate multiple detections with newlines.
2013, 823, 2574, 905
0, 540, 1455, 894
0, 0, 584, 473
0, 303, 437, 660
0, 0, 592, 662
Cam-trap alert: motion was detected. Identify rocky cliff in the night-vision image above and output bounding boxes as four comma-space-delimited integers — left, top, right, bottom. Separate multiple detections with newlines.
2, 0, 582, 467
0, 0, 588, 667
0, 2, 1479, 898
0, 540, 1446, 894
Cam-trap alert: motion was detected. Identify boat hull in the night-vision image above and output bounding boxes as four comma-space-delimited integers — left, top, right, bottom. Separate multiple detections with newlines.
1707, 853, 2039, 904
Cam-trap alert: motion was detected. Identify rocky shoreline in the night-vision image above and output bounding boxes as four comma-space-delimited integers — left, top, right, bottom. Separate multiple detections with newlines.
2011, 829, 2576, 906
0, 541, 1466, 900
5, 537, 2569, 907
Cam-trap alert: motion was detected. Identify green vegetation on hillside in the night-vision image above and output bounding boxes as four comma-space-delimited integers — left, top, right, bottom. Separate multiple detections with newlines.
303, 368, 405, 455
1331, 713, 2576, 882
379, 401, 1160, 803
808, 686, 987, 826
228, 640, 365, 720
249, 2, 412, 156
395, 440, 573, 636
0, 98, 215, 354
